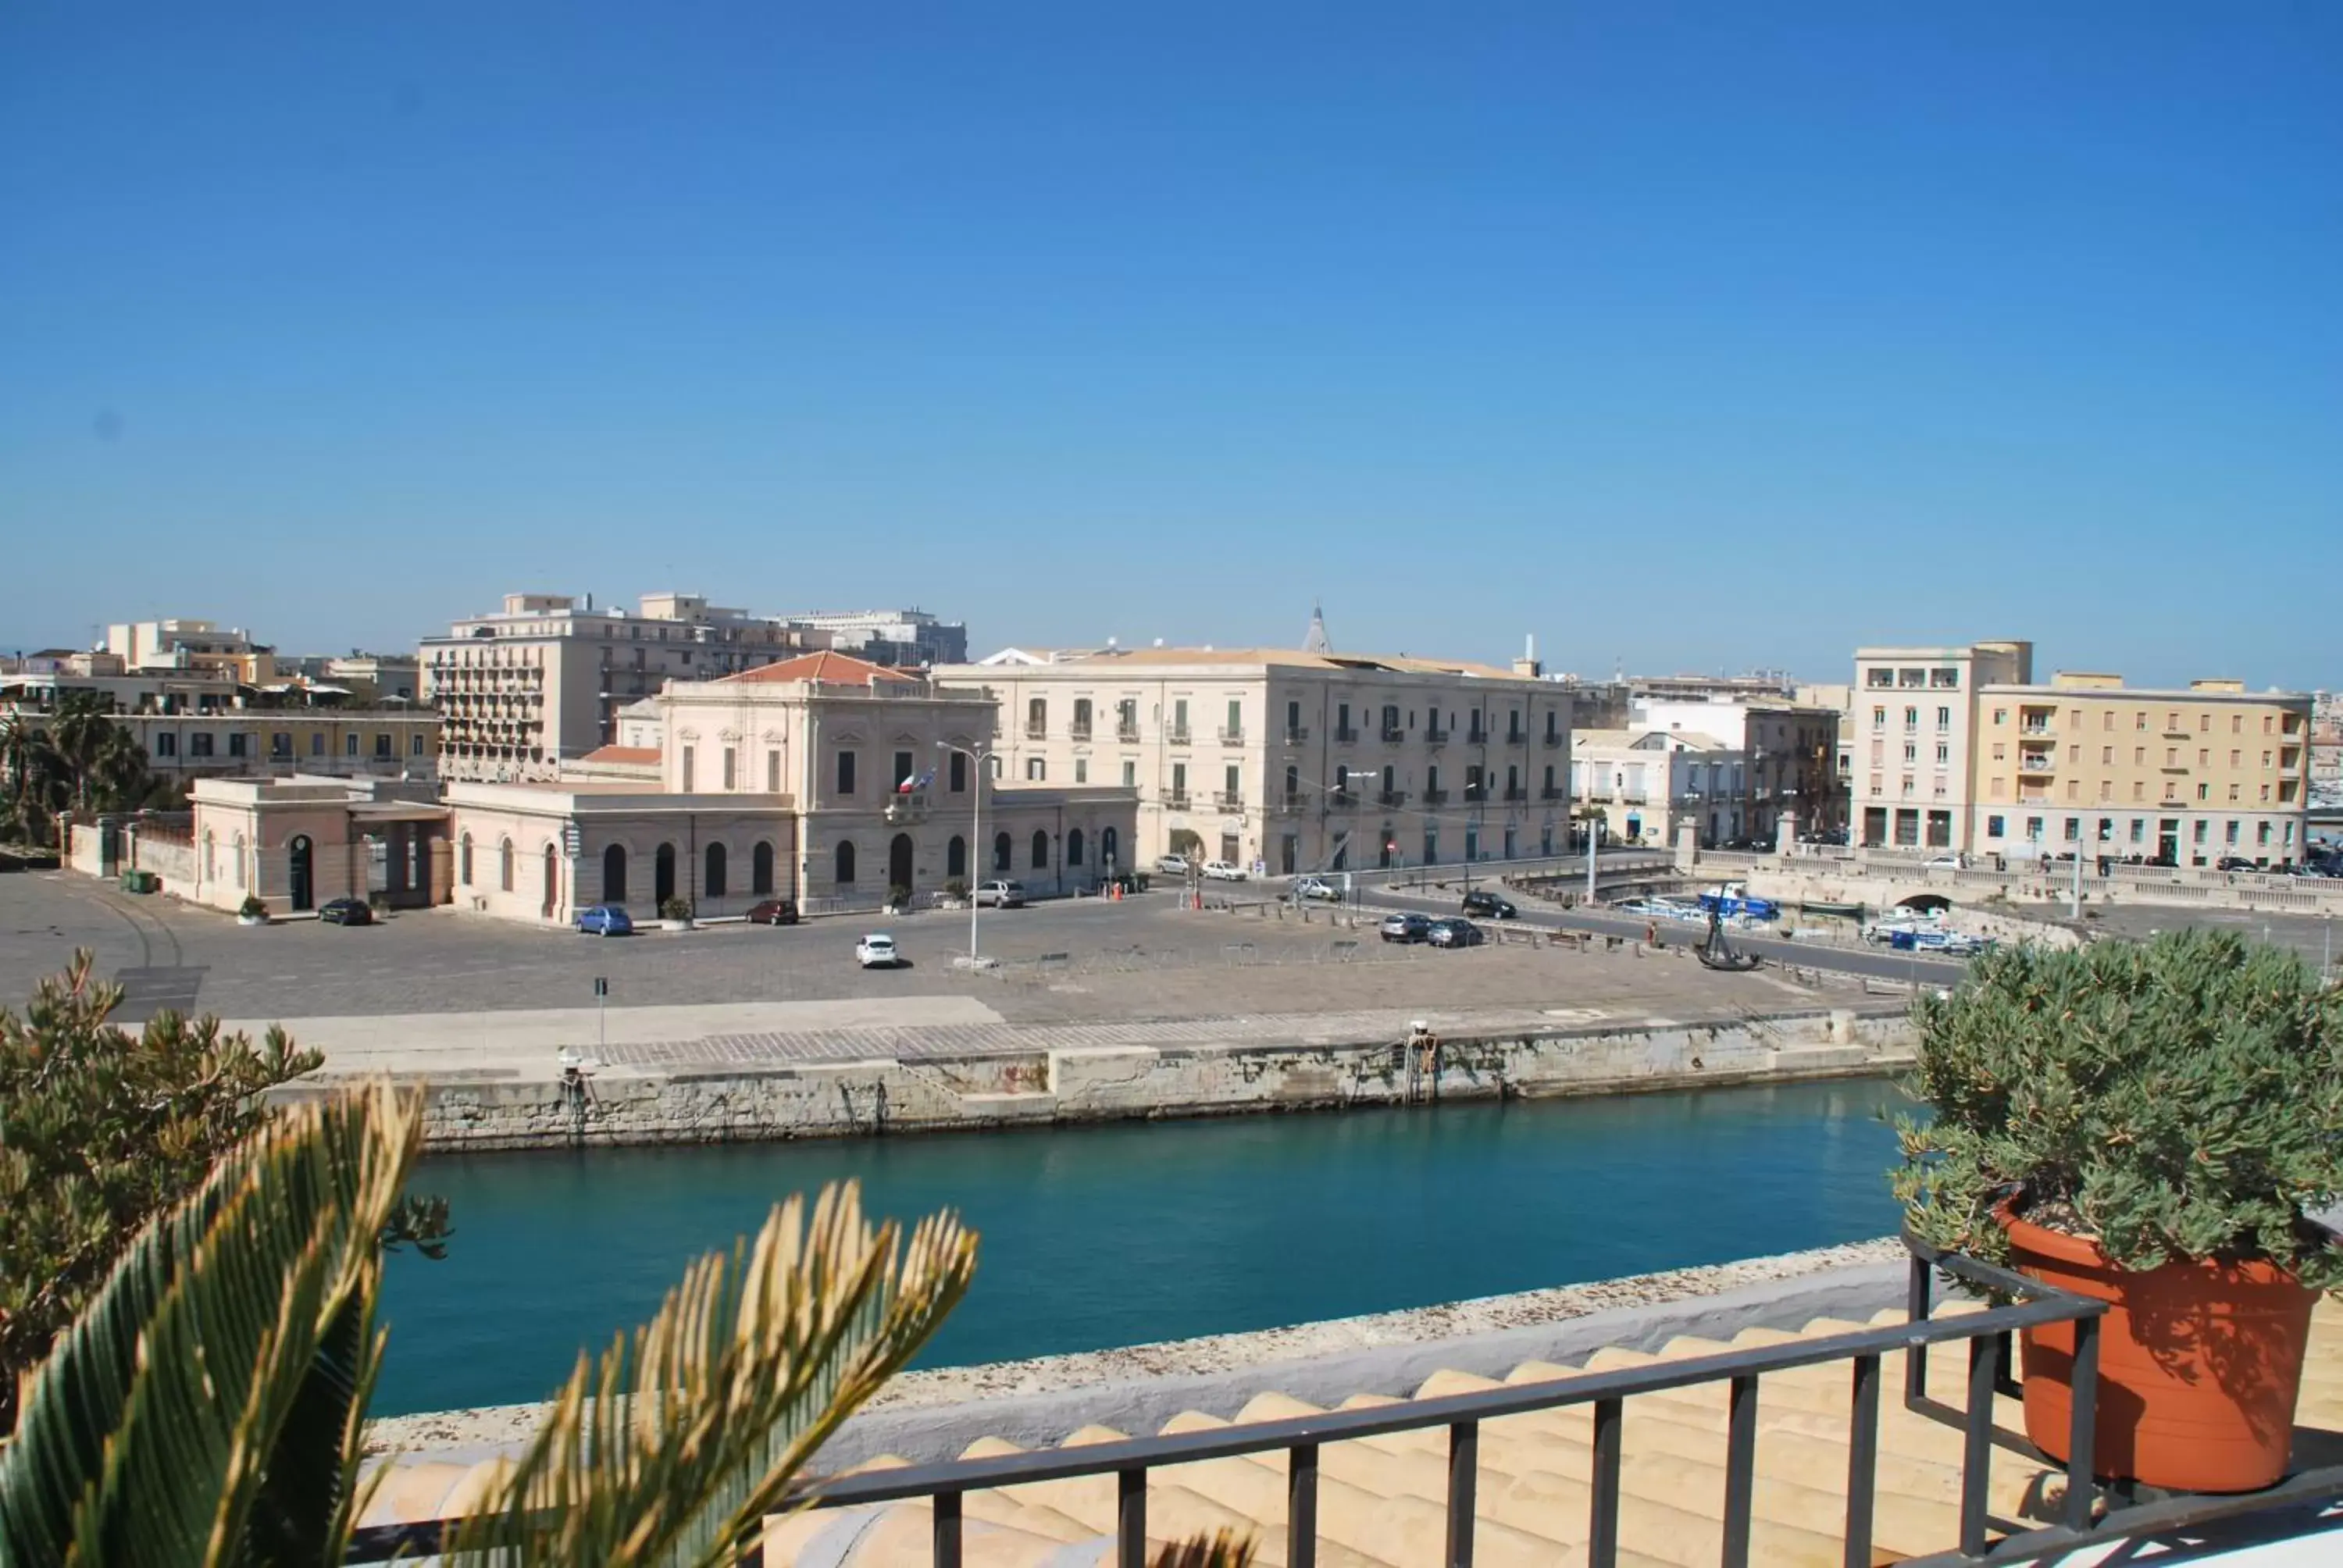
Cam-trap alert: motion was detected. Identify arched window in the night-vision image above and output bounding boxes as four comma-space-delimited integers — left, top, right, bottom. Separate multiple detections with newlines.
947, 835, 967, 879
835, 840, 857, 886
603, 843, 628, 903
498, 837, 515, 893
993, 831, 1011, 872
1067, 828, 1085, 867
751, 841, 774, 896
1031, 829, 1049, 870
705, 841, 727, 899
458, 833, 473, 885
1101, 826, 1118, 868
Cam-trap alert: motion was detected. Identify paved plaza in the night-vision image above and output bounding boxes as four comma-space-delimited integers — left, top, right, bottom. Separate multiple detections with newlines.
2, 871, 1878, 1074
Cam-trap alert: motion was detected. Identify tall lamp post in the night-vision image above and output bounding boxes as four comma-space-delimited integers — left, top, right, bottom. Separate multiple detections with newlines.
936, 739, 995, 967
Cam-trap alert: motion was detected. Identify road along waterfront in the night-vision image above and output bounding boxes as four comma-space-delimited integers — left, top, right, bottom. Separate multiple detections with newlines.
371, 1075, 1910, 1418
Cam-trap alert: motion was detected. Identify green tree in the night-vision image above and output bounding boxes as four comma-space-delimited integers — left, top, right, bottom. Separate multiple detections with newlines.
0, 951, 446, 1434
0, 711, 66, 845
0, 1083, 981, 1568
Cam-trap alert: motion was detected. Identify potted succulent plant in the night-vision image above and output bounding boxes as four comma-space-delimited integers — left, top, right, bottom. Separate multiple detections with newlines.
657, 897, 694, 931
235, 895, 269, 927
1893, 929, 2343, 1492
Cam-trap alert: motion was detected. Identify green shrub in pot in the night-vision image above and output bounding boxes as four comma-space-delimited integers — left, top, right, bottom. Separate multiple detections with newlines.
1891, 928, 2343, 1287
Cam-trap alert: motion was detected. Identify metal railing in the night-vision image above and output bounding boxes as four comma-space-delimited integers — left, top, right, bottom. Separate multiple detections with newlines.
351, 1228, 2343, 1567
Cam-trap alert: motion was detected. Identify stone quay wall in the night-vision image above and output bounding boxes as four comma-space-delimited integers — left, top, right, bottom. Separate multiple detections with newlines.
317, 1010, 1916, 1153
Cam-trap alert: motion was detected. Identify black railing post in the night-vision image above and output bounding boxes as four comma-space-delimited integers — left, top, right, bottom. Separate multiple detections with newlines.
2064, 1315, 2100, 1531
1721, 1375, 1758, 1568
1117, 1468, 1147, 1568
1960, 1332, 2001, 1556
1589, 1397, 1624, 1568
1446, 1421, 1478, 1568
934, 1491, 963, 1568
1287, 1444, 1319, 1568
1843, 1354, 1880, 1568
1905, 1251, 1932, 1404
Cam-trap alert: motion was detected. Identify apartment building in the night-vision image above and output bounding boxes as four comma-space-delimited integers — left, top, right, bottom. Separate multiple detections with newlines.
421, 592, 823, 782
1633, 697, 1842, 838
1850, 640, 2313, 864
2, 668, 437, 783
1848, 642, 2035, 853
934, 645, 1567, 876
775, 608, 968, 668
2313, 692, 2342, 809
1571, 729, 1744, 848
104, 618, 277, 682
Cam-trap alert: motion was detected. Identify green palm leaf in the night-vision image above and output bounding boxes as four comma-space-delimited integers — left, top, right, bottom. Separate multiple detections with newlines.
0, 1082, 417, 1568
445, 1181, 977, 1568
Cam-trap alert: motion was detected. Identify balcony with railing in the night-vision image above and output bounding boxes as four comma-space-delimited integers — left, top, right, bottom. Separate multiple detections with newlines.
1217, 727, 1245, 746
1326, 790, 1357, 811
883, 792, 932, 825
1167, 728, 1192, 747
1024, 721, 1048, 740
2017, 754, 2055, 772
1542, 729, 1564, 747
1282, 725, 1310, 744
1540, 784, 1567, 800
1380, 725, 1406, 743
1467, 726, 1489, 745
1421, 787, 1449, 806
1503, 729, 1525, 747
1425, 724, 1449, 745
1378, 789, 1407, 807
1068, 722, 1092, 742
1213, 790, 1245, 811
1334, 725, 1360, 743
1161, 790, 1190, 810
1463, 786, 1488, 804
1116, 722, 1140, 743
1502, 786, 1527, 803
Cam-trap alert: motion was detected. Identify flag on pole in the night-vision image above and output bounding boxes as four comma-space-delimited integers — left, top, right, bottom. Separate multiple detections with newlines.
897, 767, 935, 794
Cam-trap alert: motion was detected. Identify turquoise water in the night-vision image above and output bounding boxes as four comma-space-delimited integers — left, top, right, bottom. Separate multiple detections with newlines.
374, 1079, 1908, 1417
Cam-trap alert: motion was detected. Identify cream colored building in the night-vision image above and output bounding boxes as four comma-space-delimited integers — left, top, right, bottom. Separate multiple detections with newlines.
441, 650, 1139, 923
105, 618, 277, 682
421, 592, 827, 783
1850, 640, 2312, 864
933, 645, 1567, 875
184, 776, 451, 914
1570, 729, 1743, 848
1632, 697, 1842, 839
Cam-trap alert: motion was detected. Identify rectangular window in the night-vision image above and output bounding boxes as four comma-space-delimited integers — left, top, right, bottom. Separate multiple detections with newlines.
2227, 821, 2240, 845
2102, 747, 2113, 764
1872, 706, 1887, 727
271, 731, 292, 757
1026, 757, 1046, 781
722, 747, 736, 789
2134, 747, 2145, 764
2102, 712, 2114, 731
893, 750, 915, 792
1226, 698, 1242, 736
682, 746, 695, 792
2233, 715, 2243, 733
1122, 761, 1136, 788
1992, 743, 2006, 760
2228, 783, 2240, 801
1936, 707, 1951, 731
1935, 743, 1949, 764
2065, 817, 2081, 842
1986, 814, 2005, 839
374, 733, 391, 757
1172, 762, 1187, 796
836, 750, 856, 795
228, 732, 248, 757
1225, 763, 1240, 796
2025, 816, 2044, 841
411, 734, 426, 757
1903, 707, 1918, 730
1172, 699, 1189, 737
189, 732, 213, 757
1074, 759, 1087, 783
1992, 708, 2006, 725
345, 734, 358, 757
155, 732, 177, 757
2195, 821, 2208, 844
767, 750, 780, 792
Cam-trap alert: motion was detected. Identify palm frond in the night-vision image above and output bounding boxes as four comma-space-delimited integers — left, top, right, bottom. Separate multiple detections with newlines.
446, 1181, 977, 1568
0, 1082, 419, 1567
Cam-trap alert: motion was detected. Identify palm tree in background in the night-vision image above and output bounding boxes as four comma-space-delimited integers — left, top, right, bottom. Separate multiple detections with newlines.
0, 711, 66, 846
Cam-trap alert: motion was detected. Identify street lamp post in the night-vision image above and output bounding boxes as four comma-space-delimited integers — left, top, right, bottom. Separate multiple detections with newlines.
936, 740, 993, 967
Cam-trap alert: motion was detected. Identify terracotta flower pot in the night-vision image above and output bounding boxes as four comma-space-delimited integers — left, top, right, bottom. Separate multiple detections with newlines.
2000, 1203, 2316, 1492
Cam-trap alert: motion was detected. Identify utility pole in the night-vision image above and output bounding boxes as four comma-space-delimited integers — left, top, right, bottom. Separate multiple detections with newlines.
2070, 832, 2084, 921
937, 740, 992, 965
1585, 814, 1599, 903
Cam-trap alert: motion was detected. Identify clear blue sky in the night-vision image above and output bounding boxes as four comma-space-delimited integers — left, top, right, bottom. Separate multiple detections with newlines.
2, 2, 2336, 687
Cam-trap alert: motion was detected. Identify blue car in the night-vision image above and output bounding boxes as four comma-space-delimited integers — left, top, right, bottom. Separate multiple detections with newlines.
576, 904, 633, 937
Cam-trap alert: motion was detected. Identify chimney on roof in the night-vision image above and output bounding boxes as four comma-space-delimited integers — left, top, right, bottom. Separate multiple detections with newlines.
1513, 633, 1542, 680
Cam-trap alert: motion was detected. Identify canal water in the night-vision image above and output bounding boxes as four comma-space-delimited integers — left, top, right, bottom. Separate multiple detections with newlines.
373, 1078, 1909, 1417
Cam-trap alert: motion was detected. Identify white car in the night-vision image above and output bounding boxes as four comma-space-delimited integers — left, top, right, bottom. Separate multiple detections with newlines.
854, 933, 903, 968
1290, 876, 1344, 903
1155, 854, 1191, 875
972, 879, 1027, 907
1202, 861, 1246, 881
1922, 853, 1966, 869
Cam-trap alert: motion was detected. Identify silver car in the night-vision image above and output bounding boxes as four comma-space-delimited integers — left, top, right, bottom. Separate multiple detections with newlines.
974, 880, 1027, 908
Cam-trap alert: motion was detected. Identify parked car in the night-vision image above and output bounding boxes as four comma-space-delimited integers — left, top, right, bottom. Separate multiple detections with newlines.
1155, 854, 1191, 875
1425, 917, 1485, 950
576, 904, 633, 937
1460, 889, 1517, 920
746, 898, 799, 925
1289, 875, 1343, 903
1922, 853, 1966, 869
2216, 857, 2260, 873
854, 932, 903, 968
973, 879, 1027, 907
318, 896, 373, 926
1202, 861, 1246, 881
1378, 911, 1432, 944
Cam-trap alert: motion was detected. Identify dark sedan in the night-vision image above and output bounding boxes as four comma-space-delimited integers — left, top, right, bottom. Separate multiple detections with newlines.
1460, 889, 1517, 920
318, 897, 373, 926
1425, 917, 1485, 949
746, 898, 800, 925
1378, 911, 1432, 943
